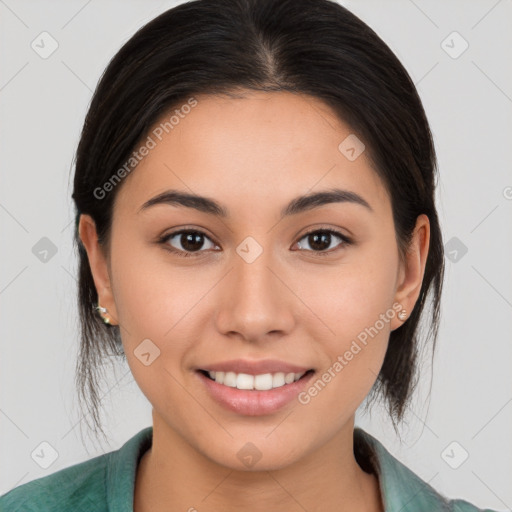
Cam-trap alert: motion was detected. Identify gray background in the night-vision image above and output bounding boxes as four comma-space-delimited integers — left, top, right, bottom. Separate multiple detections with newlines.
1, 0, 511, 509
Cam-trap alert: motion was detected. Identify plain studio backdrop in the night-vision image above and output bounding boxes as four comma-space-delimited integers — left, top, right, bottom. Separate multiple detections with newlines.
0, 0, 511, 509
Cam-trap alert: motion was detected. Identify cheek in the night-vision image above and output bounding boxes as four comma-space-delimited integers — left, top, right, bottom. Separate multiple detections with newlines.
111, 260, 195, 412
296, 240, 398, 402
302, 237, 398, 337
109, 236, 198, 377
110, 232, 196, 337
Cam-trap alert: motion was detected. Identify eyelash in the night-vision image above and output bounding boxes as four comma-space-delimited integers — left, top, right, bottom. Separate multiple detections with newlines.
157, 227, 353, 259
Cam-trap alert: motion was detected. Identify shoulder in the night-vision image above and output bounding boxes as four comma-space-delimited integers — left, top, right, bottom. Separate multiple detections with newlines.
0, 426, 153, 512
354, 427, 500, 512
0, 451, 110, 512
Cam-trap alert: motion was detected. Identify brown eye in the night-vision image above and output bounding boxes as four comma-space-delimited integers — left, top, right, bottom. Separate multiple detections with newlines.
161, 230, 217, 256
296, 229, 351, 255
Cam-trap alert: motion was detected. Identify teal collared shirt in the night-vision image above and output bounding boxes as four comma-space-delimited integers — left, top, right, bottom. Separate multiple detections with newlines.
0, 426, 498, 511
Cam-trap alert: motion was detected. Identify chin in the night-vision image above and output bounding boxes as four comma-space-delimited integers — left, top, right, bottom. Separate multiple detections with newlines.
200, 437, 306, 473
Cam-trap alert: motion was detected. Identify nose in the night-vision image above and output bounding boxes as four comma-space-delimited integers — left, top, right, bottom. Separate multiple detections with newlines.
214, 244, 296, 344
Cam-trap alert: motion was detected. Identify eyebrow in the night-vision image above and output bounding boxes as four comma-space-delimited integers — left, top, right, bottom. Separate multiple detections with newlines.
137, 187, 373, 218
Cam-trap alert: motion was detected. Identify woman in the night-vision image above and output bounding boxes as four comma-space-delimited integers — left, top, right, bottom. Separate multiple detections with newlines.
0, 0, 500, 510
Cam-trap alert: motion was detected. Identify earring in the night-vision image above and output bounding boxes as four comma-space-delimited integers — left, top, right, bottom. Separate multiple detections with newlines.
398, 310, 407, 321
95, 304, 111, 324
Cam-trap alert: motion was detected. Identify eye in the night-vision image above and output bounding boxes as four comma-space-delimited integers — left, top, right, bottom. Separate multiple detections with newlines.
158, 227, 352, 258
158, 229, 218, 257
294, 229, 352, 256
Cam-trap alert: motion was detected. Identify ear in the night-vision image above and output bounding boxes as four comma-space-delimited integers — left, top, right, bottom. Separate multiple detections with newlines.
78, 214, 119, 325
391, 213, 430, 330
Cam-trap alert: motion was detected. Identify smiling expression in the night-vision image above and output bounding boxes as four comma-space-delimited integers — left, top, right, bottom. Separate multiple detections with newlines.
80, 90, 428, 471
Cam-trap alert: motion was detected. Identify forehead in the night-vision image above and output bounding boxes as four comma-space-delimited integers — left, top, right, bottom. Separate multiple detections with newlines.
114, 91, 390, 217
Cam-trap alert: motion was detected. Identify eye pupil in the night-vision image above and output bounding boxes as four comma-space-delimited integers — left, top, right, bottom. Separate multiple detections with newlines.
309, 232, 331, 251
181, 232, 204, 251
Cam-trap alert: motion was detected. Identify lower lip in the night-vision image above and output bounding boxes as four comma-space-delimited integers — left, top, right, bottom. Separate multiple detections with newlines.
196, 370, 315, 416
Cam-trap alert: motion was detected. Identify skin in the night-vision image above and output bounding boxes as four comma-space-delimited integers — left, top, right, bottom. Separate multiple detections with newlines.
79, 90, 429, 512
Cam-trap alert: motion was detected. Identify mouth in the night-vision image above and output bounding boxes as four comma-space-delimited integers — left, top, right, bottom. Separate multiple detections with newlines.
195, 368, 316, 416
197, 369, 315, 391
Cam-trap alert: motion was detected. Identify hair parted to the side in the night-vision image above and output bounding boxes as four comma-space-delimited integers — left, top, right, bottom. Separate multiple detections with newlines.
71, 0, 444, 443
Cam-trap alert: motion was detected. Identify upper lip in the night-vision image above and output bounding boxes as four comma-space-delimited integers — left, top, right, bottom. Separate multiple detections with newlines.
198, 359, 313, 375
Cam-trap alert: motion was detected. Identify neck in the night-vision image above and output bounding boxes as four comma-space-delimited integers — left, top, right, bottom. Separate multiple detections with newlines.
134, 411, 384, 512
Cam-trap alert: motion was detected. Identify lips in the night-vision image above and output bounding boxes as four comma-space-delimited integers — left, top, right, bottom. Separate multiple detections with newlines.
194, 359, 316, 415
197, 358, 312, 375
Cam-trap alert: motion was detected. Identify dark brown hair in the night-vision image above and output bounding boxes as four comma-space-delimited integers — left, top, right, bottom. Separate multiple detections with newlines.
71, 0, 444, 442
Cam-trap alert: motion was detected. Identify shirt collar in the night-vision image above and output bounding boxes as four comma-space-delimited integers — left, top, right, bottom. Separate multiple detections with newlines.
107, 426, 153, 512
354, 427, 450, 511
106, 426, 448, 512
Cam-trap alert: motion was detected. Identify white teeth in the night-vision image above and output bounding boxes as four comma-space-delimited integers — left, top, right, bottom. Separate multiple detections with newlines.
206, 370, 307, 390
236, 373, 254, 390
223, 371, 237, 387
285, 373, 295, 384
272, 372, 285, 387
254, 373, 273, 390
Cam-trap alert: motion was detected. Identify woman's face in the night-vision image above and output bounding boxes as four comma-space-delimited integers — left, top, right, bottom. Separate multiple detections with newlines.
81, 91, 428, 470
